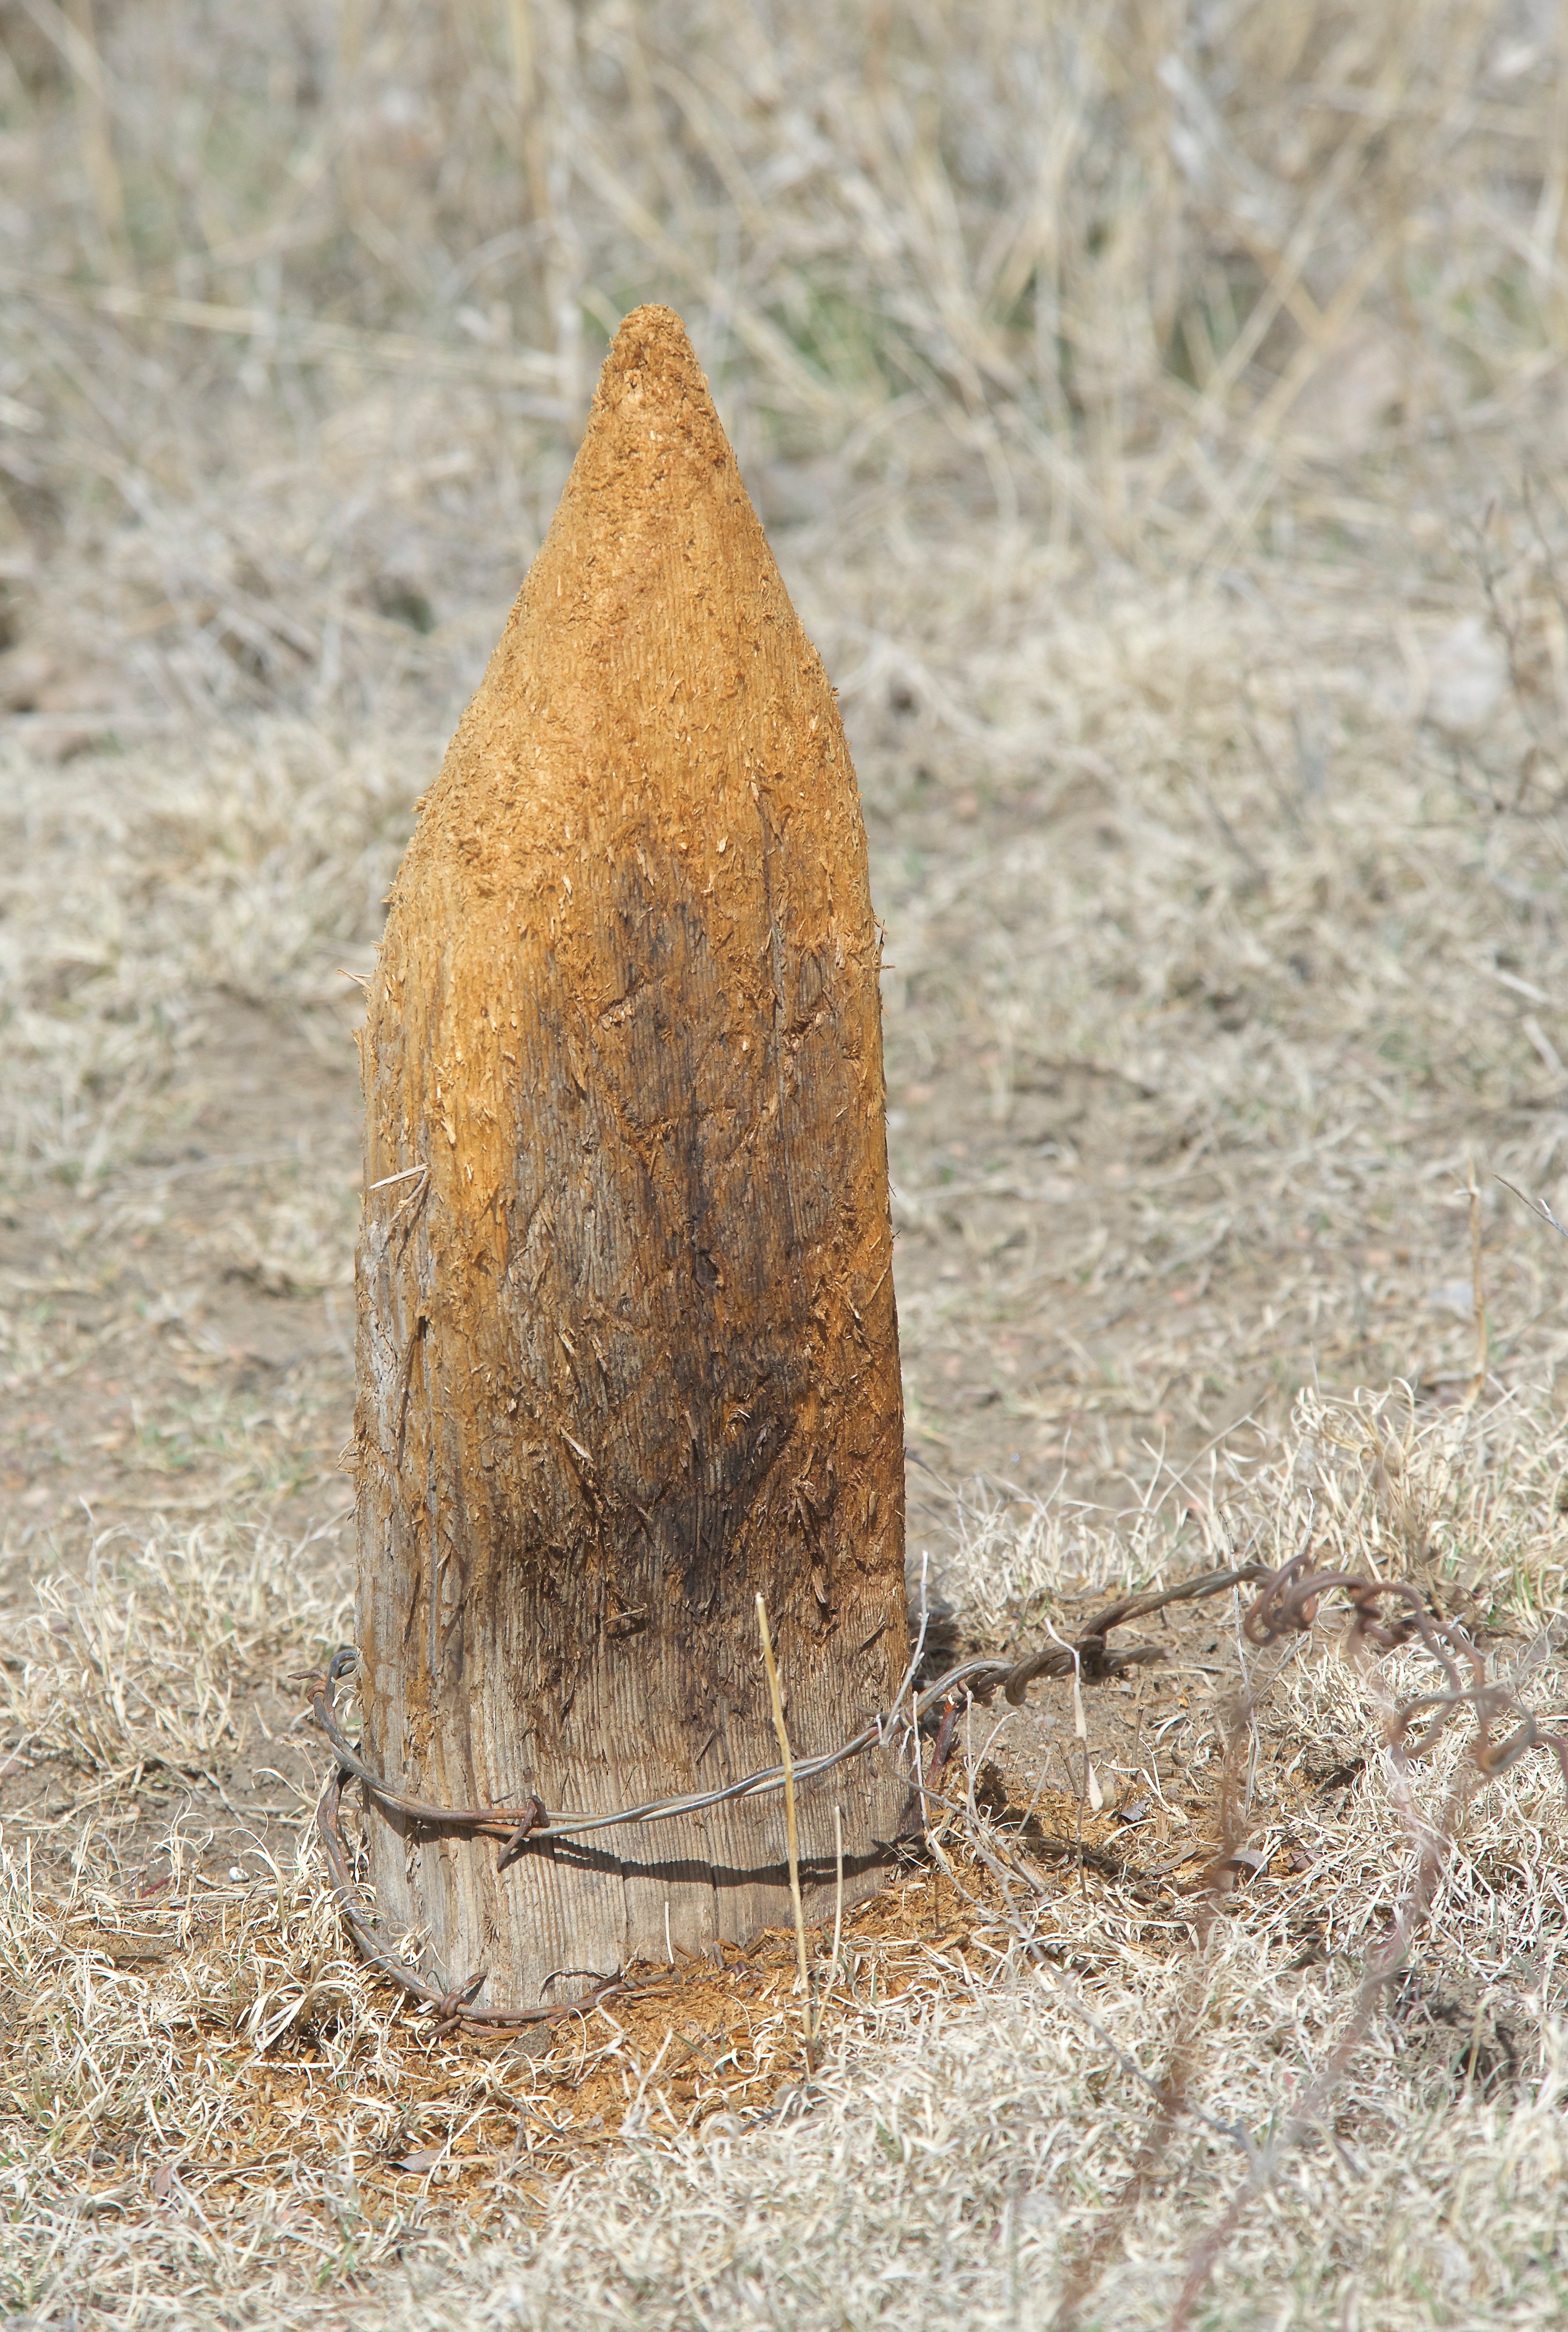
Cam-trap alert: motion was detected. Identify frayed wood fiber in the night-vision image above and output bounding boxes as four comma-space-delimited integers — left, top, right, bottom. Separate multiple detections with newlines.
354, 305, 909, 2008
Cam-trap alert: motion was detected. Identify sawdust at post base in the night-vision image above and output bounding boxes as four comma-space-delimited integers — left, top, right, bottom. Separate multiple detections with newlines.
354, 305, 911, 2011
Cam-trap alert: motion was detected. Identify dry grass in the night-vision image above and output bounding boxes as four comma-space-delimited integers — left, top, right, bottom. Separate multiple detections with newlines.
6, 0, 1568, 2324
0, 723, 420, 1187
3, 1392, 1568, 2327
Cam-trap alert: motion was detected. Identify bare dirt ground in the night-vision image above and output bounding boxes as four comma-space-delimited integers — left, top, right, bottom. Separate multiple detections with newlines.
0, 996, 358, 1884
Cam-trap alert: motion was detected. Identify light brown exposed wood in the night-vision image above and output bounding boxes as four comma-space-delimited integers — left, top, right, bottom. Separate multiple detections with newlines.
353, 304, 910, 2010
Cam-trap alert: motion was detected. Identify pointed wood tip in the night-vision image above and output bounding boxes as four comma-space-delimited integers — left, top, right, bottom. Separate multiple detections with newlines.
579, 304, 735, 478
596, 303, 707, 402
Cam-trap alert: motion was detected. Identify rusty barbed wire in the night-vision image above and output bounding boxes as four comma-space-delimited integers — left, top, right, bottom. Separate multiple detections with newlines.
310, 1558, 1268, 2029
1244, 1548, 1568, 1784
314, 1764, 632, 2032
312, 1558, 1270, 1853
314, 1549, 1568, 2038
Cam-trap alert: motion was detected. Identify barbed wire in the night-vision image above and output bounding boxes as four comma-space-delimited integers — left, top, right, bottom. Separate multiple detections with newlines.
315, 1765, 634, 2032
309, 1555, 1269, 2030
1164, 1555, 1567, 2332
1244, 1548, 1568, 1783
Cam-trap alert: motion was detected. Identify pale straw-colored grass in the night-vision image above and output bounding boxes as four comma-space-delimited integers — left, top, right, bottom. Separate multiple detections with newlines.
2, 1390, 1566, 2326
5, 3, 1568, 2325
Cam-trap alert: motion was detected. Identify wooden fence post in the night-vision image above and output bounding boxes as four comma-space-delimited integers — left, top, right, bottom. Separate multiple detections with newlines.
352, 306, 909, 2009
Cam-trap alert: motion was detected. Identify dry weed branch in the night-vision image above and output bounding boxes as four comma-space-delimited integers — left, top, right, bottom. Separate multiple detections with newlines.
1067, 1549, 1568, 2329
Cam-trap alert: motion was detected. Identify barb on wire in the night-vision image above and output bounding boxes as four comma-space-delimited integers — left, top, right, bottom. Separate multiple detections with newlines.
311, 1648, 890, 1847
1243, 1550, 1568, 1783
1001, 1558, 1270, 1701
314, 1763, 629, 2033
1155, 1554, 1568, 2332
1053, 1549, 1568, 2331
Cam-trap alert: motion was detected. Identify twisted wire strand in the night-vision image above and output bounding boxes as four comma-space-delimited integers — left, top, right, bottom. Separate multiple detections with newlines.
315, 1765, 631, 2030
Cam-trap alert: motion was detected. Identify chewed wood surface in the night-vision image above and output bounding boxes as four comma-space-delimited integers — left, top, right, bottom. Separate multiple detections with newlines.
354, 305, 910, 2008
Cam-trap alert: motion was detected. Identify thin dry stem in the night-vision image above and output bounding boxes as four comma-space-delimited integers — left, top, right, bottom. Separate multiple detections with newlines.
756, 1593, 812, 2041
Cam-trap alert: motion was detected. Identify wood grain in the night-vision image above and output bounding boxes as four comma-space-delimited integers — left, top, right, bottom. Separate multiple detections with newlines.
354, 306, 910, 2009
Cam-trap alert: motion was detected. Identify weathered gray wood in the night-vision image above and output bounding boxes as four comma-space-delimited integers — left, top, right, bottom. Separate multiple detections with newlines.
353, 305, 909, 2010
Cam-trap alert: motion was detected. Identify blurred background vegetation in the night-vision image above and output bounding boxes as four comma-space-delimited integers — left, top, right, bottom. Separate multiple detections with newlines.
2, 0, 1564, 725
